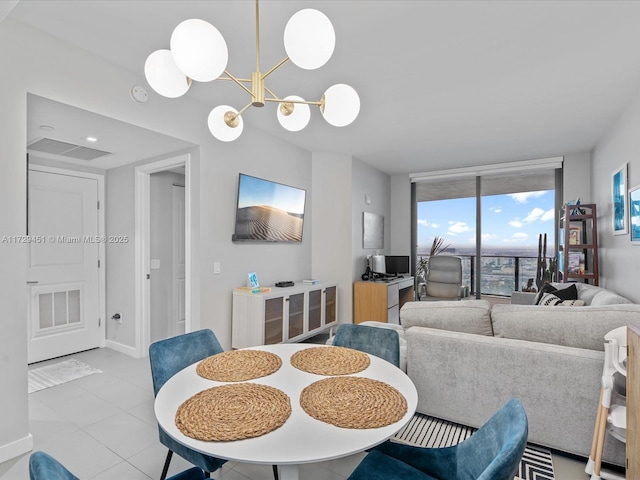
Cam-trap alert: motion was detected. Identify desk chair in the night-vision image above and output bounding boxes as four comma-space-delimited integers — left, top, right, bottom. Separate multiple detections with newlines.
347, 398, 528, 480
421, 255, 463, 301
332, 323, 400, 368
29, 451, 205, 480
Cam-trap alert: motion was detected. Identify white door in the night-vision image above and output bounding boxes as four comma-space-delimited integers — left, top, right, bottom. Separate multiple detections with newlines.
27, 170, 101, 363
172, 184, 186, 336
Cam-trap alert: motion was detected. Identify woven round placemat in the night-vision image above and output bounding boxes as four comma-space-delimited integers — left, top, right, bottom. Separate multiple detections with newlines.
175, 383, 291, 441
196, 350, 282, 382
300, 376, 407, 429
290, 346, 370, 375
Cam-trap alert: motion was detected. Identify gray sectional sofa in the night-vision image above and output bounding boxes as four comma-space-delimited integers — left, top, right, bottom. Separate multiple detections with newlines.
399, 288, 640, 466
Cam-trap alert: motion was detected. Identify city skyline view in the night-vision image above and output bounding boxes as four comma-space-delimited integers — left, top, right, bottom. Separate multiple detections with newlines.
417, 189, 556, 255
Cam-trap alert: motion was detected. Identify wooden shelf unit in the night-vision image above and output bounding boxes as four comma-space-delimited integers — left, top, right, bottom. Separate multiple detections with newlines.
559, 203, 599, 286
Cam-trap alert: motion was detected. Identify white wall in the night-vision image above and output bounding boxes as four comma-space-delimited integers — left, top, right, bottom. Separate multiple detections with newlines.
0, 18, 337, 461
592, 87, 640, 301
311, 152, 353, 324
351, 158, 391, 281
563, 151, 592, 203
390, 174, 412, 255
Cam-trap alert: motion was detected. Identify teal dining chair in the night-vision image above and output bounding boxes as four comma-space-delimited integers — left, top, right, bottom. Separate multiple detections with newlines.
347, 398, 528, 480
332, 323, 400, 368
29, 451, 206, 480
149, 329, 227, 480
149, 329, 279, 480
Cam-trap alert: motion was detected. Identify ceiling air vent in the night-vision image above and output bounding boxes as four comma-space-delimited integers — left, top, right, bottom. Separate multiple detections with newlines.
28, 137, 111, 161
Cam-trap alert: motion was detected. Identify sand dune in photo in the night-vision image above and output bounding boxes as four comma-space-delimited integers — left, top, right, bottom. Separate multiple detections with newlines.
234, 206, 303, 241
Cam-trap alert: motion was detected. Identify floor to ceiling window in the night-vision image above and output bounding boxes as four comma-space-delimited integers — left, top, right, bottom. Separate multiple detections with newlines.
412, 158, 562, 297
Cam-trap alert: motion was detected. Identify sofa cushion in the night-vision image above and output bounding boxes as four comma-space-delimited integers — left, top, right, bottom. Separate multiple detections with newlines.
491, 304, 640, 350
400, 300, 493, 336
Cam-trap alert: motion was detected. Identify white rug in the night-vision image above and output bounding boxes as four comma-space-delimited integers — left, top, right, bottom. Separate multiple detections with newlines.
28, 358, 102, 393
393, 413, 555, 480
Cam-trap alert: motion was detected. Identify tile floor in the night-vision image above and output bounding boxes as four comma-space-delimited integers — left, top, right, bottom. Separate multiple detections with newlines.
1, 347, 591, 479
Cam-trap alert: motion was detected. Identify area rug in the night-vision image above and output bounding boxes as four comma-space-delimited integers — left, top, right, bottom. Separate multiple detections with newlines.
393, 413, 555, 480
28, 358, 102, 393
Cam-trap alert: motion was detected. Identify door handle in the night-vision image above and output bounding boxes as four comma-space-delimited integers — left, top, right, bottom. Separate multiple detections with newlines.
26, 281, 39, 284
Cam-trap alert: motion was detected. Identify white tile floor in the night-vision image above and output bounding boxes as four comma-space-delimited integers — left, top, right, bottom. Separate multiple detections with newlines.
1, 347, 591, 479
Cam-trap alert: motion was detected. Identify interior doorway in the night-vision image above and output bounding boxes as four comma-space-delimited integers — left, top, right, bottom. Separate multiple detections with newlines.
134, 154, 195, 358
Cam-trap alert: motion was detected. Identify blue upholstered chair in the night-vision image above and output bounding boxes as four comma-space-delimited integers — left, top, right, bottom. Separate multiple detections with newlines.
332, 323, 400, 368
149, 329, 227, 480
347, 398, 528, 480
29, 451, 206, 480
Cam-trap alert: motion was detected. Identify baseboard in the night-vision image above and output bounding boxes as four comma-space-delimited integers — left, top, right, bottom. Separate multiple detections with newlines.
0, 433, 33, 464
105, 340, 139, 358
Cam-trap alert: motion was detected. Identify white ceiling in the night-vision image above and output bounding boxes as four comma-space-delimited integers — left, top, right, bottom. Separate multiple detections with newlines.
10, 1, 640, 175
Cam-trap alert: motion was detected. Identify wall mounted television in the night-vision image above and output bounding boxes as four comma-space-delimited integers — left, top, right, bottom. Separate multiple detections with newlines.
232, 173, 307, 242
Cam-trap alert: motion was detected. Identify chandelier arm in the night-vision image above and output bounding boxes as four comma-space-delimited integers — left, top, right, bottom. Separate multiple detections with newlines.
223, 70, 254, 97
264, 97, 323, 107
261, 57, 290, 81
229, 101, 254, 122
218, 76, 252, 84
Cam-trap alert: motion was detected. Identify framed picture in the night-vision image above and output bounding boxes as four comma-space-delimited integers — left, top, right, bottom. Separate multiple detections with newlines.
363, 212, 384, 249
569, 224, 582, 245
629, 184, 640, 244
612, 162, 628, 235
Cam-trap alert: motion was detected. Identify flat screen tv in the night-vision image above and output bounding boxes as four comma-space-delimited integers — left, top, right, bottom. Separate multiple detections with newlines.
232, 173, 307, 242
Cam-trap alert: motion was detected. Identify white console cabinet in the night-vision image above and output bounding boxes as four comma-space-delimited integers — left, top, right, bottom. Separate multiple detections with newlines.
232, 282, 337, 349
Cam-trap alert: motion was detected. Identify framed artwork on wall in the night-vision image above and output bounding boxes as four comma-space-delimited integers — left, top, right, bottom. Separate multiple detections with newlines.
612, 162, 628, 235
363, 212, 384, 249
629, 184, 640, 244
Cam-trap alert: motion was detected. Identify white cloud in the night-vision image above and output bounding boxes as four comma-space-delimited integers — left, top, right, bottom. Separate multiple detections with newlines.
489, 206, 502, 213
418, 219, 440, 228
509, 219, 523, 228
448, 221, 472, 234
508, 191, 547, 204
481, 233, 497, 242
523, 207, 545, 223
540, 209, 555, 222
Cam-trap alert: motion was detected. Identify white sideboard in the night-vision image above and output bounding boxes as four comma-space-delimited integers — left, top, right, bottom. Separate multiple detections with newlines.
232, 282, 337, 349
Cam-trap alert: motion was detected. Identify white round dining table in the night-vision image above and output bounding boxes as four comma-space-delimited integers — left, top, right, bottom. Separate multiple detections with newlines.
154, 343, 418, 480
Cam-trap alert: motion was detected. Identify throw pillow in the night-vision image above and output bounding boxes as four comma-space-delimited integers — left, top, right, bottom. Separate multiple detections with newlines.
560, 299, 585, 306
539, 292, 563, 306
533, 283, 557, 305
534, 283, 578, 305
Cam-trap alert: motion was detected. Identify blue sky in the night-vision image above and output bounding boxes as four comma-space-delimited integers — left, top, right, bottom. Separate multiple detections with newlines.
417, 190, 555, 249
237, 174, 306, 214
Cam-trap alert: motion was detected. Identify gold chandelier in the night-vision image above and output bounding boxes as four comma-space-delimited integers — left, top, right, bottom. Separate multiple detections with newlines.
144, 0, 360, 142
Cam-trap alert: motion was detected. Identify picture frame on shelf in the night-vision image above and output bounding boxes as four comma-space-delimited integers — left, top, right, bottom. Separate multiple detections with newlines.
569, 224, 582, 245
612, 162, 628, 235
629, 184, 640, 244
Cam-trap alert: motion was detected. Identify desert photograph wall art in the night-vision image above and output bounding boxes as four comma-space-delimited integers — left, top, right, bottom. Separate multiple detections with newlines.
234, 174, 306, 242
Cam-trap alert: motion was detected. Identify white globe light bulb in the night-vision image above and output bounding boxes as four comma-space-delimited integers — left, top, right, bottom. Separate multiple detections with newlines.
208, 105, 243, 142
277, 96, 311, 132
171, 19, 228, 82
144, 50, 191, 98
284, 9, 335, 70
321, 84, 360, 127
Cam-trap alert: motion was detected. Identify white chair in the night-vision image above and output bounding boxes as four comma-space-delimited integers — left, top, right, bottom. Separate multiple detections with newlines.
421, 255, 463, 301
585, 326, 627, 480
